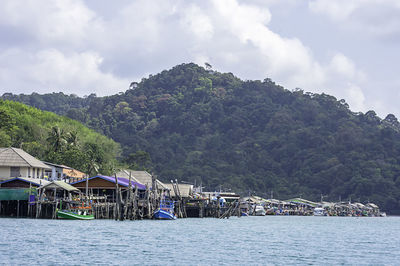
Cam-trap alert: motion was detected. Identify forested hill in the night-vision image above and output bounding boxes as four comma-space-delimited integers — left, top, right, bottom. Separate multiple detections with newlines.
3, 63, 400, 213
0, 100, 120, 176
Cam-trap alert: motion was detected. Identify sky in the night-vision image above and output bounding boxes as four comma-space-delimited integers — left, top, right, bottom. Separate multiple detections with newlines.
0, 0, 399, 118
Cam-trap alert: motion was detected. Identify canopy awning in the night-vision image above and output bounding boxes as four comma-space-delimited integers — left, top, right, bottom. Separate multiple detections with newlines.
39, 181, 79, 192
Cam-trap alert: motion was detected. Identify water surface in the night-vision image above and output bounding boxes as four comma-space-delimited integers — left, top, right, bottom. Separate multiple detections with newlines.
1, 216, 399, 265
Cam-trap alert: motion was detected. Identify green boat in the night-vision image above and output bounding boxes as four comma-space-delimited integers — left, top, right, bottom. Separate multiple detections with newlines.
57, 209, 94, 220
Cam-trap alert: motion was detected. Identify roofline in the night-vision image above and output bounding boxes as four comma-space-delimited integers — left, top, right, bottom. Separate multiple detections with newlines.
0, 147, 51, 169
70, 175, 145, 189
13, 147, 36, 168
0, 177, 44, 187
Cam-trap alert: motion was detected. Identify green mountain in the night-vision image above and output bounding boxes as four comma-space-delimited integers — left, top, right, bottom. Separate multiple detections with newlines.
3, 63, 400, 213
0, 100, 120, 176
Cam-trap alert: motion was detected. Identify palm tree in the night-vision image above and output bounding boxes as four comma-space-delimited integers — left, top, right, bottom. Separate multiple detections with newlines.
87, 160, 100, 177
66, 131, 79, 147
46, 126, 66, 152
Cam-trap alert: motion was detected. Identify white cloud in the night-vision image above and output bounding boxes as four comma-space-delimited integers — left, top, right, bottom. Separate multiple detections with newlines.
0, 48, 129, 95
309, 0, 400, 37
0, 0, 381, 114
180, 4, 214, 41
0, 0, 100, 46
345, 84, 365, 111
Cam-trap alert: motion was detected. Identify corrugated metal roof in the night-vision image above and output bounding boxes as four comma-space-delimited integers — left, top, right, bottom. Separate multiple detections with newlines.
39, 181, 79, 192
286, 198, 317, 207
164, 184, 193, 198
116, 170, 168, 189
0, 148, 51, 169
70, 175, 146, 190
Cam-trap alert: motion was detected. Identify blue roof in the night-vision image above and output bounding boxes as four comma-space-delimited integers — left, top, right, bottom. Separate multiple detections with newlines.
0, 177, 50, 187
70, 175, 146, 190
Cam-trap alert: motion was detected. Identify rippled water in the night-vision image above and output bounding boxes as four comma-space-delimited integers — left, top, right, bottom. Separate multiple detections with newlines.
1, 216, 399, 265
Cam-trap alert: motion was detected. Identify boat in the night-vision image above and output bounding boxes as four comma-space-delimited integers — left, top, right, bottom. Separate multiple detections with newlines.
154, 200, 177, 220
254, 205, 266, 216
56, 200, 94, 220
313, 207, 327, 216
56, 209, 94, 220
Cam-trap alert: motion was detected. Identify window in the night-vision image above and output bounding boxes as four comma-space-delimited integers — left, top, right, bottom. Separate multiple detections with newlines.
10, 167, 21, 177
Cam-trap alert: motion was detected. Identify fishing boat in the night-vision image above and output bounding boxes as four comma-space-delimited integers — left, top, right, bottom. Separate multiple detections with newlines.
154, 200, 177, 220
56, 201, 94, 220
313, 207, 327, 216
57, 209, 94, 220
254, 205, 266, 216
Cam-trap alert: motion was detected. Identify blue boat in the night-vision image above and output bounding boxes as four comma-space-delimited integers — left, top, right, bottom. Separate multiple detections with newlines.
154, 200, 177, 220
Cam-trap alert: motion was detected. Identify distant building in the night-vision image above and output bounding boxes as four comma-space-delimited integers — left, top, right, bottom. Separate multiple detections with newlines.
116, 170, 168, 191
0, 147, 51, 181
42, 162, 86, 182
70, 175, 146, 202
164, 184, 194, 199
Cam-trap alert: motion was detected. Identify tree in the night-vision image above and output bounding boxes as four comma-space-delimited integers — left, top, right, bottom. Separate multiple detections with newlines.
126, 151, 152, 170
66, 131, 79, 147
46, 126, 66, 152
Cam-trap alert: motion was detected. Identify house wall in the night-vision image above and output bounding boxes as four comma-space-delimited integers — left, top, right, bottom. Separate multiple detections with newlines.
0, 167, 10, 180
0, 167, 31, 180
44, 166, 63, 180
20, 168, 29, 178
0, 166, 47, 180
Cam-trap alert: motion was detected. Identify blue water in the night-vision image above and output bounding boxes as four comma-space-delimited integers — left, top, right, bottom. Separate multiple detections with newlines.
1, 216, 399, 265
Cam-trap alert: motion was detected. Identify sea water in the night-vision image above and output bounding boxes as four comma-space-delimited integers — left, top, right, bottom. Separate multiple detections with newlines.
0, 216, 399, 265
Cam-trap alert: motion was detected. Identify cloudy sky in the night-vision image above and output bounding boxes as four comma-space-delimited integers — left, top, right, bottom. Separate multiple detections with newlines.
0, 0, 399, 118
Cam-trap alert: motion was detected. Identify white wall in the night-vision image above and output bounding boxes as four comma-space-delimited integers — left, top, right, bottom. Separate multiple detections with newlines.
0, 167, 10, 180
0, 166, 47, 180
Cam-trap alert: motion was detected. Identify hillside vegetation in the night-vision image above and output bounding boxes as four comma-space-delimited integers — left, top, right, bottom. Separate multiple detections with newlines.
3, 63, 400, 213
0, 100, 120, 176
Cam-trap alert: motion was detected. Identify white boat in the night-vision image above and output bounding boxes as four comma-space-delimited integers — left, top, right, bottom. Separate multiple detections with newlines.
313, 207, 327, 216
254, 205, 266, 216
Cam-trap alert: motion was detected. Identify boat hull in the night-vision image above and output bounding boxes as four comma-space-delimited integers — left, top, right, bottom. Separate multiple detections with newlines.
154, 209, 177, 220
57, 210, 94, 220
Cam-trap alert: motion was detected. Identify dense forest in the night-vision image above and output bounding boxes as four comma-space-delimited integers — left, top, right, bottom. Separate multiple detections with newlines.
0, 100, 120, 176
3, 63, 400, 213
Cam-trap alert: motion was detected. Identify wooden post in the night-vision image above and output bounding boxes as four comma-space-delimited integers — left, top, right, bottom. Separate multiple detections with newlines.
85, 175, 89, 205
114, 174, 119, 220
17, 200, 20, 218
27, 182, 32, 217
125, 172, 132, 219
146, 185, 151, 219
119, 187, 124, 221
36, 188, 41, 219
217, 196, 221, 218
133, 185, 138, 220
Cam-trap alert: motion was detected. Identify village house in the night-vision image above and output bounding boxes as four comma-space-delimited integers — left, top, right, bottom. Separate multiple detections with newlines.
42, 161, 86, 182
70, 174, 146, 202
116, 170, 169, 192
164, 183, 194, 199
0, 147, 51, 181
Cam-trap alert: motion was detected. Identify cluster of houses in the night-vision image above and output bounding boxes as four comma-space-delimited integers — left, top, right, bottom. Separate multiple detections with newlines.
0, 147, 195, 218
241, 196, 384, 217
0, 147, 385, 219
